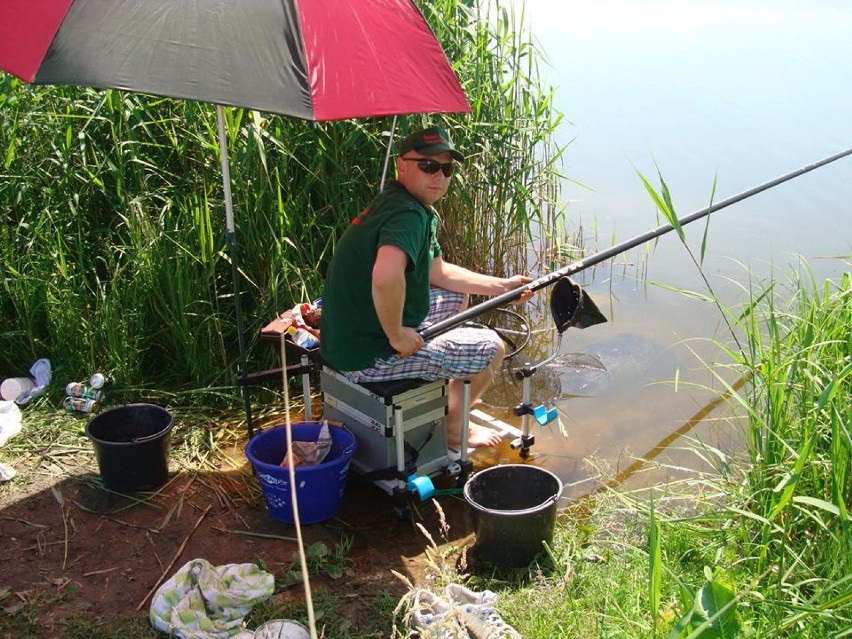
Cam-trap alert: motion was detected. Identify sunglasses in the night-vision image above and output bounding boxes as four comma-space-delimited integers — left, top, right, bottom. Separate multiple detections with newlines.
401, 157, 455, 177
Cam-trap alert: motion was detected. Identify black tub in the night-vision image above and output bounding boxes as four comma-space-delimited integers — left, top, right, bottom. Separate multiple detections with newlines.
86, 403, 173, 492
464, 464, 563, 568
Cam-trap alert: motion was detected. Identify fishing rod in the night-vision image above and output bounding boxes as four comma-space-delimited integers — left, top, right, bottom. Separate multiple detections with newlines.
421, 146, 852, 340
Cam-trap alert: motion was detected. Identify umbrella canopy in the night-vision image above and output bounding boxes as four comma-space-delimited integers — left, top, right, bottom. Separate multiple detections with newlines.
0, 0, 470, 119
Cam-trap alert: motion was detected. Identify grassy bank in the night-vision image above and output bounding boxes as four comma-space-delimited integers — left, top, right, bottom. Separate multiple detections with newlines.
1, 269, 847, 637
404, 269, 850, 638
517, 169, 851, 636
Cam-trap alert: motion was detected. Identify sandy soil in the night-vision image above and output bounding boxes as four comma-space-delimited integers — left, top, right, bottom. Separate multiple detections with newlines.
0, 440, 479, 637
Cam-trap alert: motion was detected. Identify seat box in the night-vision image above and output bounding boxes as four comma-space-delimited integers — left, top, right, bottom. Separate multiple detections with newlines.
321, 367, 449, 475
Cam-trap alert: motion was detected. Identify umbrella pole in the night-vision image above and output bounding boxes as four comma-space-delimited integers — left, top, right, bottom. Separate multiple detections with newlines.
379, 116, 399, 192
216, 105, 254, 436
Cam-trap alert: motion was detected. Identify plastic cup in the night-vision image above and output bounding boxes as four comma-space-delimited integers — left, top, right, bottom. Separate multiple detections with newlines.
1, 377, 35, 402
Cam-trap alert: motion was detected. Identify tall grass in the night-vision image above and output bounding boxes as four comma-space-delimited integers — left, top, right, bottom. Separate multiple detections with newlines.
0, 0, 566, 392
423, 0, 566, 275
646, 269, 852, 638
467, 268, 849, 638
629, 173, 852, 636
723, 270, 851, 635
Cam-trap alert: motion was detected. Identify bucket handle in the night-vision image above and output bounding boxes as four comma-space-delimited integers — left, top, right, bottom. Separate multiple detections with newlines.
541, 492, 562, 508
466, 469, 564, 509
132, 432, 164, 444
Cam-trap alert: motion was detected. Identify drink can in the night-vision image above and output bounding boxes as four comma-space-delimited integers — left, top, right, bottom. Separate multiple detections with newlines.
65, 382, 103, 401
89, 372, 115, 390
63, 397, 101, 413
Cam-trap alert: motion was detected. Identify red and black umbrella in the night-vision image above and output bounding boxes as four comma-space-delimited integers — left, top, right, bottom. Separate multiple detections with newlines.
0, 0, 469, 119
0, 0, 470, 422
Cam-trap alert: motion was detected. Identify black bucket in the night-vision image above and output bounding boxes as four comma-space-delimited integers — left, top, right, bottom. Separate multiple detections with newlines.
86, 403, 174, 492
463, 464, 563, 568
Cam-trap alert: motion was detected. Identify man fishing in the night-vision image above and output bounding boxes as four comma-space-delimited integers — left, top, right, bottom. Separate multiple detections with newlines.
320, 126, 532, 448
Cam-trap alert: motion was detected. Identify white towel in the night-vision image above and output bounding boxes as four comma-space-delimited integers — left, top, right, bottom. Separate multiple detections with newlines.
149, 558, 274, 638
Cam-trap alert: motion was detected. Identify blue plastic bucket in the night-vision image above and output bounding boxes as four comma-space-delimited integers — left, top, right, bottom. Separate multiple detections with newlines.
245, 422, 357, 524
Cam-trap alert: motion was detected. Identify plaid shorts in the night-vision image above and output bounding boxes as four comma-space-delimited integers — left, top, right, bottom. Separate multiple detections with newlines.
345, 288, 501, 383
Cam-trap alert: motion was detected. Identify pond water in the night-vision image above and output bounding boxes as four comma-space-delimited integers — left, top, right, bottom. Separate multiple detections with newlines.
479, 0, 852, 498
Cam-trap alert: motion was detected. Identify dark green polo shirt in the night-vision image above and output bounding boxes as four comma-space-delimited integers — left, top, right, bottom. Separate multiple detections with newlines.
320, 181, 441, 371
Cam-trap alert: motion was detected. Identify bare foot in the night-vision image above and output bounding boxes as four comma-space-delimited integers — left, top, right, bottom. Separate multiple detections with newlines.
448, 423, 503, 449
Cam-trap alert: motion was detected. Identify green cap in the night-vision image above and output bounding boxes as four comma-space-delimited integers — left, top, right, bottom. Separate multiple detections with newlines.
399, 126, 464, 162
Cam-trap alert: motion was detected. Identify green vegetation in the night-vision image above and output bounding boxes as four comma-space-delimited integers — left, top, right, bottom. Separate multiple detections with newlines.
2, 176, 848, 639
2, 0, 849, 636
394, 268, 850, 638
4, 245, 844, 639
0, 0, 565, 394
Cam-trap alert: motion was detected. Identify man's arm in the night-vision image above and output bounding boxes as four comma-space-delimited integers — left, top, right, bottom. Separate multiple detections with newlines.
430, 256, 532, 297
372, 245, 424, 356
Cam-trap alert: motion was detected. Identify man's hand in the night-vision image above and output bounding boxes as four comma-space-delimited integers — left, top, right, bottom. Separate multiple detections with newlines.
389, 326, 424, 358
504, 274, 534, 303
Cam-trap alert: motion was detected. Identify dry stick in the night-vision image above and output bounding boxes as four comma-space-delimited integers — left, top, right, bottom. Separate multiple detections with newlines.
72, 489, 158, 514
198, 475, 231, 510
280, 333, 318, 639
233, 511, 250, 529
135, 504, 212, 612
0, 540, 66, 561
211, 526, 298, 542
147, 531, 165, 572
0, 516, 50, 529
179, 472, 198, 497
102, 516, 159, 532
83, 567, 118, 577
51, 486, 70, 570
153, 495, 185, 533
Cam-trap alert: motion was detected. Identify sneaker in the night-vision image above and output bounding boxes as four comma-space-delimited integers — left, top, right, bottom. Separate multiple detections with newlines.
411, 589, 469, 638
445, 584, 522, 639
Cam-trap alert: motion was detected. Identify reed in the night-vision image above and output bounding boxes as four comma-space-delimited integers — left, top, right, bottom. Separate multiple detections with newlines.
490, 265, 850, 637
648, 270, 852, 637
0, 0, 567, 392
423, 0, 566, 276
628, 173, 851, 635
729, 270, 851, 634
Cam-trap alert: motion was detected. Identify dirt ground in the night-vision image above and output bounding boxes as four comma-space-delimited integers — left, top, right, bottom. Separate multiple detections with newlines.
0, 430, 483, 638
